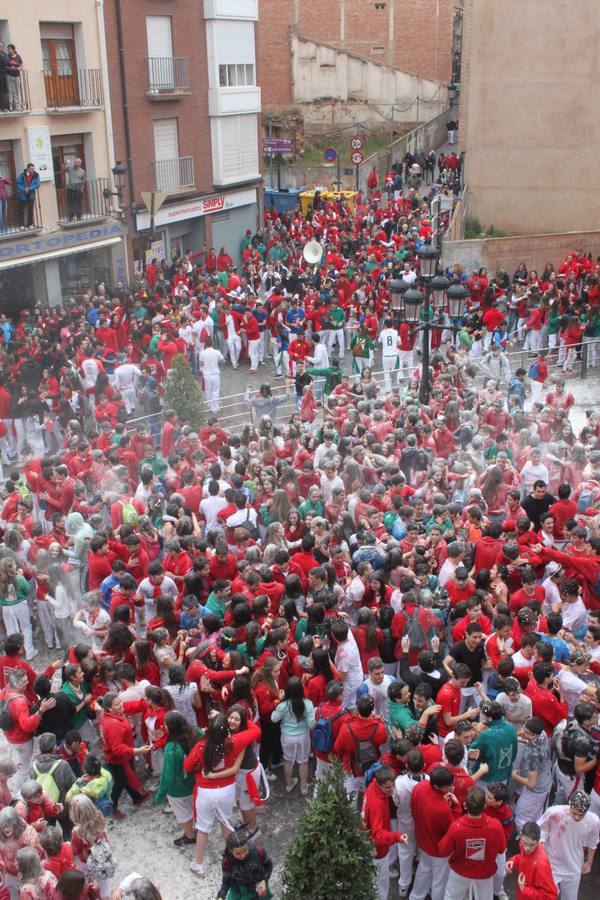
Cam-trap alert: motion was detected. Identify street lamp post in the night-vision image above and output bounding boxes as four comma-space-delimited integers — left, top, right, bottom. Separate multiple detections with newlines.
399, 247, 468, 404
103, 161, 128, 215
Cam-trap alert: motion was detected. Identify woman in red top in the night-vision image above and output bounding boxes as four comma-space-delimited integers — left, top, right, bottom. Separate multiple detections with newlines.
304, 647, 338, 707
250, 657, 283, 776
183, 712, 260, 875
98, 693, 150, 816
69, 795, 113, 898
352, 608, 383, 674
217, 248, 233, 271
124, 686, 174, 776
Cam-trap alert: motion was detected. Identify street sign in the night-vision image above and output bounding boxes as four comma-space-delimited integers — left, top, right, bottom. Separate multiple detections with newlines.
324, 147, 337, 162
351, 151, 364, 165
350, 135, 363, 151
141, 191, 167, 218
262, 137, 294, 155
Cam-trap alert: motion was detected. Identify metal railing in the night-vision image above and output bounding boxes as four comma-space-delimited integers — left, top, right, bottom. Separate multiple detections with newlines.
121, 338, 600, 444
147, 57, 189, 94
153, 156, 194, 192
43, 69, 103, 109
0, 192, 42, 236
56, 177, 111, 224
1, 71, 31, 113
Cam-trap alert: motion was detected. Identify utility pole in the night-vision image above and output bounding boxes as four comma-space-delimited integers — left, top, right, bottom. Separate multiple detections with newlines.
268, 118, 273, 188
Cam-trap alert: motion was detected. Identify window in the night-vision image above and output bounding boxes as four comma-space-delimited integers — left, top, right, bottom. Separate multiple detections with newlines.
218, 114, 258, 182
218, 63, 254, 87
153, 118, 178, 161
371, 46, 385, 56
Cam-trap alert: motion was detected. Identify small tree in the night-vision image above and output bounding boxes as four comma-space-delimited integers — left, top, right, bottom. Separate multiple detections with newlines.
162, 354, 205, 430
283, 759, 377, 900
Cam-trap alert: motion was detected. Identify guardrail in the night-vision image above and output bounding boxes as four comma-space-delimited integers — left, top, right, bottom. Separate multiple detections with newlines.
1, 70, 31, 113
123, 338, 600, 443
56, 177, 111, 223
153, 156, 194, 192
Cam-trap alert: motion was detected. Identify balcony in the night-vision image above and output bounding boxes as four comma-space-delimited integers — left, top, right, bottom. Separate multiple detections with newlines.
43, 69, 103, 112
153, 156, 195, 193
56, 177, 111, 226
146, 58, 190, 100
0, 71, 31, 115
0, 193, 42, 240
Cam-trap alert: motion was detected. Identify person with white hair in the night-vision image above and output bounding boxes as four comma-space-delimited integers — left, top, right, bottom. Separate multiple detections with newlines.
538, 791, 599, 900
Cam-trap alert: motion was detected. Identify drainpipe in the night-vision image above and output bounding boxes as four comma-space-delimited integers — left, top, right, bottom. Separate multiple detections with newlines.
115, 0, 136, 211
95, 0, 115, 175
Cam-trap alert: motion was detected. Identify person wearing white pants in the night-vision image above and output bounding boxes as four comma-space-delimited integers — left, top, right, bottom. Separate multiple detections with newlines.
444, 870, 494, 899
539, 793, 600, 900
409, 851, 450, 900
393, 762, 426, 896
0, 560, 35, 659
3, 670, 55, 792
198, 340, 225, 414
362, 767, 408, 900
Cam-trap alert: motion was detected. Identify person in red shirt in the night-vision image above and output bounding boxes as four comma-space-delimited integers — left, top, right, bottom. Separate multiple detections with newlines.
240, 311, 261, 373
509, 570, 545, 615
451, 597, 493, 643
161, 410, 178, 459
333, 693, 387, 802
549, 484, 578, 541
439, 785, 506, 898
442, 738, 489, 808
87, 536, 117, 591
410, 766, 461, 899
362, 766, 407, 898
524, 663, 568, 736
506, 821, 558, 899
40, 826, 75, 880
437, 664, 480, 738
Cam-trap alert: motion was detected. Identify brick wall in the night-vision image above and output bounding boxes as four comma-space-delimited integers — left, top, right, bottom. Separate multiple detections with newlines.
259, 0, 457, 110
103, 0, 213, 210
442, 231, 600, 276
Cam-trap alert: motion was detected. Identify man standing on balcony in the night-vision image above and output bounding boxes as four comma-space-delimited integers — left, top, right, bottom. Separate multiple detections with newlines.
65, 158, 87, 221
16, 163, 39, 228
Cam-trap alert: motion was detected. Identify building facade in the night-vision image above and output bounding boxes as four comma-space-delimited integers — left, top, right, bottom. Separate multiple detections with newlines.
0, 1, 127, 309
103, 0, 261, 273
258, 0, 459, 113
460, 0, 600, 235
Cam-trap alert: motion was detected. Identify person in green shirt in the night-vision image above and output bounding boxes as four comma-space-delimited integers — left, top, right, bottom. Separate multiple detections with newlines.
304, 365, 343, 397
350, 324, 376, 374
240, 230, 253, 254
155, 711, 203, 845
137, 447, 167, 477
328, 301, 346, 358
388, 682, 441, 739
60, 664, 93, 733
237, 622, 267, 668
297, 486, 325, 520
470, 700, 518, 784
0, 557, 34, 659
483, 434, 515, 464
205, 579, 232, 621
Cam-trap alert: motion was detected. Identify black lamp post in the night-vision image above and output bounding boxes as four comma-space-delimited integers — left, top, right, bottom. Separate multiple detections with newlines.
103, 161, 128, 210
389, 279, 408, 328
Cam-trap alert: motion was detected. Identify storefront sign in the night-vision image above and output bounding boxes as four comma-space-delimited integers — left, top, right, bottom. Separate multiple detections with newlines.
135, 187, 257, 231
0, 221, 126, 261
26, 126, 54, 183
146, 238, 165, 265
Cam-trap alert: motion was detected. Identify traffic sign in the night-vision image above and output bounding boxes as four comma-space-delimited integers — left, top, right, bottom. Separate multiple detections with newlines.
350, 135, 363, 151
351, 151, 364, 165
324, 147, 337, 162
141, 191, 167, 217
262, 138, 294, 155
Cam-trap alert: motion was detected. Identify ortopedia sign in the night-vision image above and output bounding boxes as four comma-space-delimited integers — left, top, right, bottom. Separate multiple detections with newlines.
135, 187, 257, 231
0, 221, 126, 261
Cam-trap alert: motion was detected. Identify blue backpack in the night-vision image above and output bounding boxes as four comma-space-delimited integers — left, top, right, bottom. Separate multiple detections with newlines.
528, 362, 539, 379
311, 705, 346, 753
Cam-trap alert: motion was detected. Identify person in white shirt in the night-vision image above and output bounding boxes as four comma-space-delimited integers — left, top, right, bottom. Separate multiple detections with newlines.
538, 792, 600, 900
519, 450, 549, 494
557, 649, 594, 716
437, 542, 465, 588
113, 361, 142, 414
332, 620, 364, 711
560, 581, 588, 637
199, 481, 228, 531
225, 494, 258, 530
198, 337, 225, 412
393, 756, 427, 895
308, 334, 329, 403
542, 562, 563, 614
378, 318, 400, 392
320, 462, 344, 502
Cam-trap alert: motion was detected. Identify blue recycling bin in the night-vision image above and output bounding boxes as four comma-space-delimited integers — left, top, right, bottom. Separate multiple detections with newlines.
264, 187, 303, 214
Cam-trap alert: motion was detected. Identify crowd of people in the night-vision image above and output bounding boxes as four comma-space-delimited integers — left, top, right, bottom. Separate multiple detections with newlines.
0, 163, 598, 899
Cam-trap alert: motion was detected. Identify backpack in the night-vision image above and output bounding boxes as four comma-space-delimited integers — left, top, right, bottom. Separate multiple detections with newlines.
92, 793, 114, 818
577, 488, 595, 513
0, 693, 18, 732
347, 723, 379, 774
528, 362, 539, 379
86, 838, 116, 881
121, 499, 138, 525
32, 760, 61, 803
236, 508, 259, 541
403, 607, 433, 653
311, 705, 346, 754
364, 760, 382, 787
391, 516, 407, 541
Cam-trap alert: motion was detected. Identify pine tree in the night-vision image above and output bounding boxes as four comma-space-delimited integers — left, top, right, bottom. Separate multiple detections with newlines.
282, 759, 377, 900
161, 354, 205, 430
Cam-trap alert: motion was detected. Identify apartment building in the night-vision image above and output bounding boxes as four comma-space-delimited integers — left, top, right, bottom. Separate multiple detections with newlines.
0, 2, 127, 309
104, 0, 261, 272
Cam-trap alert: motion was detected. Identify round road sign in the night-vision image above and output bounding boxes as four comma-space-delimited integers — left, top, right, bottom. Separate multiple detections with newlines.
324, 147, 337, 162
351, 135, 363, 151
351, 151, 364, 165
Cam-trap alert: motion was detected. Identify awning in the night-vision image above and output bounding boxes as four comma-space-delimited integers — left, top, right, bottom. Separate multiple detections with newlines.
0, 236, 123, 271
